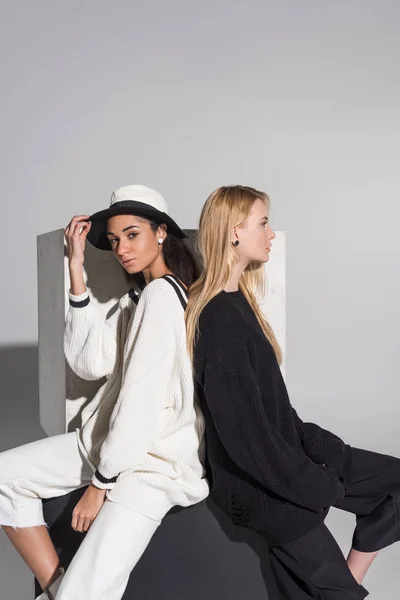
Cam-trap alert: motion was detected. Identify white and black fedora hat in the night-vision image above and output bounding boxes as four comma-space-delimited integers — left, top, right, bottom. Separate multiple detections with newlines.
87, 184, 187, 251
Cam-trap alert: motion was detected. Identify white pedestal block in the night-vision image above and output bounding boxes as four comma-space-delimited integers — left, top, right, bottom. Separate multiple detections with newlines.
263, 231, 286, 376
37, 230, 285, 437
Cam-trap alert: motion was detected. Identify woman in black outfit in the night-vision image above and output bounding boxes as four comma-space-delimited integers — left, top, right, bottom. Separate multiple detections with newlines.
185, 184, 400, 599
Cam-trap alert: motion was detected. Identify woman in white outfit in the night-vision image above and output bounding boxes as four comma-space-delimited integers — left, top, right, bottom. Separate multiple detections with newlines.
0, 184, 208, 600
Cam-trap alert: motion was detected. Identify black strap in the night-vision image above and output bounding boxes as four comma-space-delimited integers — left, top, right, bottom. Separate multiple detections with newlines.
161, 274, 188, 310
164, 274, 188, 299
128, 287, 140, 305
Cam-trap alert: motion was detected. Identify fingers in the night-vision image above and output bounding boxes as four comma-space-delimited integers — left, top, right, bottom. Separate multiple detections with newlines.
71, 511, 78, 531
77, 518, 88, 533
64, 215, 91, 236
75, 518, 84, 533
71, 487, 105, 533
70, 215, 91, 224
83, 517, 92, 532
71, 507, 84, 532
64, 217, 91, 263
79, 221, 92, 239
71, 219, 91, 237
69, 220, 91, 240
71, 513, 92, 533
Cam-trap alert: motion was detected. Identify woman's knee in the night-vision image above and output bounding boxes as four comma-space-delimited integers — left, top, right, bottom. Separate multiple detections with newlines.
0, 449, 15, 485
0, 447, 23, 482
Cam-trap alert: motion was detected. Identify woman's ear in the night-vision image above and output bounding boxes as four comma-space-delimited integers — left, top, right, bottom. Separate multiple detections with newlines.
157, 224, 167, 243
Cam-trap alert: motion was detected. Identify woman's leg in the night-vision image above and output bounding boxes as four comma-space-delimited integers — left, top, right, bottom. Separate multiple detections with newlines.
57, 499, 161, 600
346, 548, 379, 584
3, 525, 61, 590
268, 522, 369, 599
334, 446, 400, 583
0, 432, 92, 591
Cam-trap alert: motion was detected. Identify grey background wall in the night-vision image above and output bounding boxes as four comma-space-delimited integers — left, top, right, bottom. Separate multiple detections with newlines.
1, 1, 399, 598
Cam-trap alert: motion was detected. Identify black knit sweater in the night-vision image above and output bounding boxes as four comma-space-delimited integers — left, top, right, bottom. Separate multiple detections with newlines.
194, 290, 352, 546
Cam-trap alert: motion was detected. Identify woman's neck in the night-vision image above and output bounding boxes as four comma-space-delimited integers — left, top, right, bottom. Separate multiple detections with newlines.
224, 259, 247, 292
141, 255, 172, 285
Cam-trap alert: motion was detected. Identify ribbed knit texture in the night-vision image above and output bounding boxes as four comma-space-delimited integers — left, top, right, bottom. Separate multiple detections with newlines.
194, 290, 351, 546
64, 278, 208, 520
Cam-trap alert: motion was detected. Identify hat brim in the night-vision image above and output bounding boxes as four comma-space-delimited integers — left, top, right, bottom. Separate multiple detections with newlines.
86, 201, 187, 250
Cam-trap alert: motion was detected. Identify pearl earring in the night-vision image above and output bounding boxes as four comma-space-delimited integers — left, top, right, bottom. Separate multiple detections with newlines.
158, 238, 163, 245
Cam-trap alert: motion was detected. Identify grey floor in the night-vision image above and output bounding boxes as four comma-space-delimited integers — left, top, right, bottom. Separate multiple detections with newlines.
0, 346, 46, 600
0, 345, 398, 599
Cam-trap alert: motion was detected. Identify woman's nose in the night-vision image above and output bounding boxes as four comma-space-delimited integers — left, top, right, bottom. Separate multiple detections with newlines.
117, 240, 129, 256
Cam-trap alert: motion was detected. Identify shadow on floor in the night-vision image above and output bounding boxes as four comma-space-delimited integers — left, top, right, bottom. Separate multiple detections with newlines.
0, 345, 45, 452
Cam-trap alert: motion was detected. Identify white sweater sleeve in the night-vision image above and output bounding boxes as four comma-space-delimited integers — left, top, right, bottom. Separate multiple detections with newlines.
64, 290, 120, 381
92, 280, 181, 489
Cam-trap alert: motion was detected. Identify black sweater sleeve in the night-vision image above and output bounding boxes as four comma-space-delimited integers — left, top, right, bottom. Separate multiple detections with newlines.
197, 306, 342, 513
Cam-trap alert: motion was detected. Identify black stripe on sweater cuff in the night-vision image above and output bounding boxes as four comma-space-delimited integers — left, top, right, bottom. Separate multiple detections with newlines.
69, 296, 90, 308
94, 470, 118, 484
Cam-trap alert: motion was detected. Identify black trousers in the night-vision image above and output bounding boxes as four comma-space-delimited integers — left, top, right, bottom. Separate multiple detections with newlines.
264, 447, 400, 599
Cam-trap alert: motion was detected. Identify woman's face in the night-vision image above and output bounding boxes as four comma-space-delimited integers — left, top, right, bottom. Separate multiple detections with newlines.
106, 214, 165, 274
234, 198, 275, 264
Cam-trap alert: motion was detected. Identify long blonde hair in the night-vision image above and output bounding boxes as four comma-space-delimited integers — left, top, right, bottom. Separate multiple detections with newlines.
185, 185, 282, 364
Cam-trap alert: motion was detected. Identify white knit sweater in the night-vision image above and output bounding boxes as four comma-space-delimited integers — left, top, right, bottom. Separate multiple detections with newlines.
64, 276, 209, 520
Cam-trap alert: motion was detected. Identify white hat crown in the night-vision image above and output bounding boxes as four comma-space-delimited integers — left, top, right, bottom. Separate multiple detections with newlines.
110, 185, 168, 215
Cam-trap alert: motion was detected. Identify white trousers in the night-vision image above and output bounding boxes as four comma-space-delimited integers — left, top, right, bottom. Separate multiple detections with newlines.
0, 433, 161, 599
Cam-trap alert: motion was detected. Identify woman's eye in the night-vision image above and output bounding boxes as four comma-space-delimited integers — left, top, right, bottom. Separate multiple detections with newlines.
128, 233, 138, 239
110, 238, 118, 244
